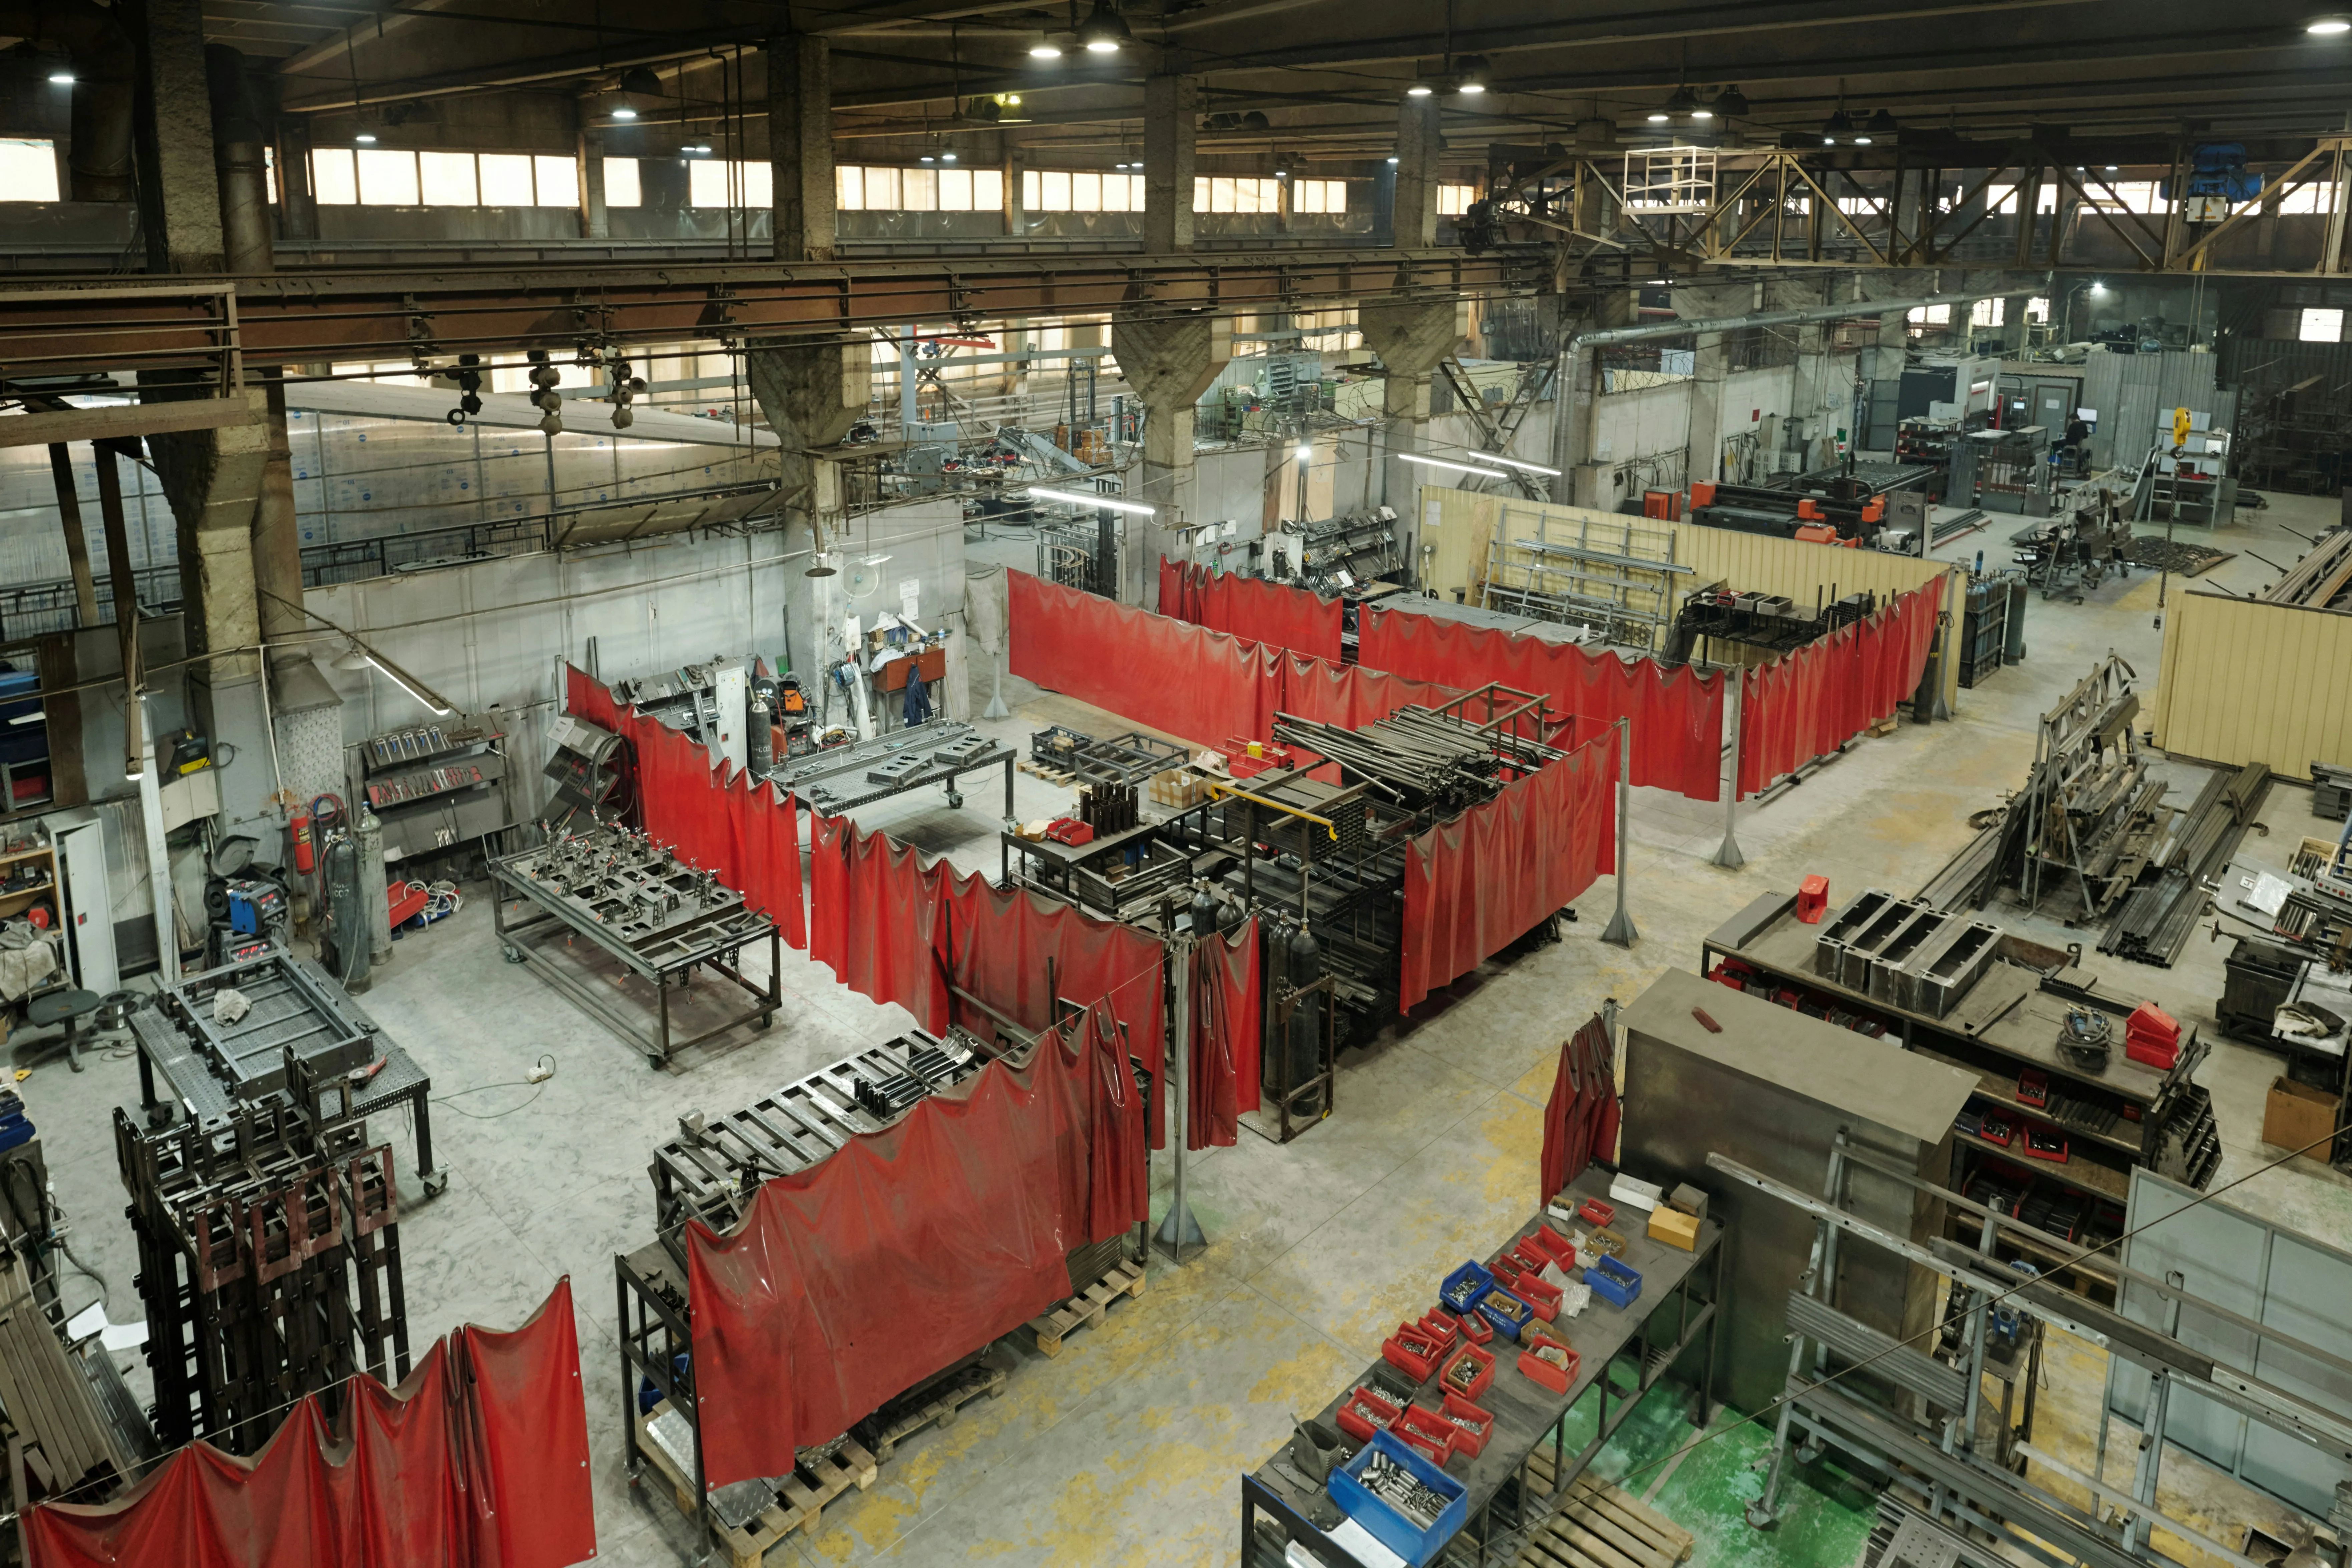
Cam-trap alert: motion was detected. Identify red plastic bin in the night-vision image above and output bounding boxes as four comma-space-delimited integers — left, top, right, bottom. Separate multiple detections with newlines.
1336, 1386, 1401, 1444
1437, 1342, 1496, 1403
1579, 1198, 1617, 1227
1393, 1404, 1461, 1465
1440, 1392, 1497, 1458
1518, 1341, 1582, 1394
1383, 1324, 1444, 1383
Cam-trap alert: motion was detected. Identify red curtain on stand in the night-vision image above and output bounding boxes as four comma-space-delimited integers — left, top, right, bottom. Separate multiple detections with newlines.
561, 664, 808, 950
1356, 607, 1723, 801
1010, 571, 1278, 748
1735, 577, 1946, 797
685, 1017, 1149, 1489
808, 815, 951, 1031
1275, 653, 1462, 732
1398, 735, 1620, 1012
1188, 920, 1260, 1149
942, 873, 1169, 1147
26, 1283, 592, 1568
1156, 562, 1342, 662
1539, 1016, 1621, 1208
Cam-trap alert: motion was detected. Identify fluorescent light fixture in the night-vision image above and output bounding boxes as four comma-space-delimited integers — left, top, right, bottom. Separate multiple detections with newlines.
47, 71, 75, 85
7, 712, 42, 726
1458, 450, 1562, 476
1406, 84, 1434, 97
684, 144, 712, 154
126, 760, 142, 782
1027, 485, 1156, 516
368, 655, 453, 715
2309, 15, 2351, 31
1398, 452, 1512, 480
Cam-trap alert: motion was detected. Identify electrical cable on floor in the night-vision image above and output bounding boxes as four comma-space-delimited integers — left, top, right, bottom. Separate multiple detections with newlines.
429, 1054, 557, 1119
1590, 1114, 2352, 1496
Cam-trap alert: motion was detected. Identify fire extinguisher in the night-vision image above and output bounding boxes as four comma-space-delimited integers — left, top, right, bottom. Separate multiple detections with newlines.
291, 808, 315, 875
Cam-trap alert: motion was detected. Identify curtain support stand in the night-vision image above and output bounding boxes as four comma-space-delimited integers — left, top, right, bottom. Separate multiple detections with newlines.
1153, 933, 1206, 1265
1713, 671, 1747, 870
1601, 717, 1639, 948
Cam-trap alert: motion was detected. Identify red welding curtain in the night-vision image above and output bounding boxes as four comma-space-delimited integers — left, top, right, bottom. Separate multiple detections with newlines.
1276, 653, 1461, 732
1735, 577, 1946, 797
1009, 570, 1278, 748
1398, 734, 1620, 1012
1161, 560, 1344, 664
1189, 920, 1261, 1150
809, 813, 951, 1032
25, 1283, 592, 1568
1357, 607, 1723, 801
1540, 1016, 1620, 1208
686, 1016, 1148, 1488
562, 665, 807, 951
942, 872, 1170, 1147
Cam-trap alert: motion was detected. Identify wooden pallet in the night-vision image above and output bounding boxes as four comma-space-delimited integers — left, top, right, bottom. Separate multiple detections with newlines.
635, 1402, 878, 1566
1017, 759, 1077, 785
869, 1362, 1008, 1460
1514, 1468, 1696, 1568
1024, 1259, 1146, 1357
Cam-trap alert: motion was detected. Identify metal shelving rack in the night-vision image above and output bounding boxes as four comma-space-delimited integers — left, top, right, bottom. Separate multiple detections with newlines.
349, 713, 510, 864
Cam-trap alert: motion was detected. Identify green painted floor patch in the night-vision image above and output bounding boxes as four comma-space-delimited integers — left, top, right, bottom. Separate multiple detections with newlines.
1647, 1414, 1876, 1568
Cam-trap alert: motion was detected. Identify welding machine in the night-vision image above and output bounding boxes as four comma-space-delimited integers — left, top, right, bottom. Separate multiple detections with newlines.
225, 877, 288, 935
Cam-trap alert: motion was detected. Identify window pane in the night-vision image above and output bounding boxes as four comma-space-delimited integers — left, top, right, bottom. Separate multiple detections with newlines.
743, 161, 772, 207
1194, 176, 1210, 209
311, 148, 356, 205
1293, 178, 1317, 214
1023, 168, 1040, 209
2302, 308, 2344, 342
0, 139, 60, 202
478, 153, 533, 205
265, 146, 278, 205
356, 149, 419, 206
976, 168, 1003, 210
938, 167, 972, 210
534, 154, 578, 207
1100, 171, 1128, 212
689, 159, 729, 207
419, 151, 478, 206
837, 165, 863, 210
1210, 176, 1234, 212
902, 166, 936, 210
605, 157, 641, 207
1042, 169, 1070, 210
1071, 171, 1100, 211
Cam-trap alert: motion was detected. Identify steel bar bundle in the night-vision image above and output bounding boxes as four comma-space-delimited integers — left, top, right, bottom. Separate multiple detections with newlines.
1270, 702, 1561, 820
2101, 761, 2269, 966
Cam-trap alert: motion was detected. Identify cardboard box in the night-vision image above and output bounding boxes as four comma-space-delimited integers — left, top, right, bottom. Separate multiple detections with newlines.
2263, 1077, 2339, 1163
1647, 1206, 1700, 1251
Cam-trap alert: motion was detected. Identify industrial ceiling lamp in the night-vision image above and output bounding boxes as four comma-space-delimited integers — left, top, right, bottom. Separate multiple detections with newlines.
805, 549, 838, 578
1665, 85, 1700, 119
1646, 105, 1671, 124
620, 65, 663, 97
1455, 54, 1488, 95
2309, 13, 2351, 31
1822, 108, 1853, 145
1866, 108, 1897, 135
1077, 0, 1130, 53
1406, 82, 1435, 97
1713, 84, 1749, 117
1029, 32, 1064, 57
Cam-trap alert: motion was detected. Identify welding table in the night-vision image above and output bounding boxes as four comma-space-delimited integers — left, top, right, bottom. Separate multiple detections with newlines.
491, 837, 780, 1068
767, 719, 1016, 820
127, 946, 445, 1197
1239, 1168, 1723, 1567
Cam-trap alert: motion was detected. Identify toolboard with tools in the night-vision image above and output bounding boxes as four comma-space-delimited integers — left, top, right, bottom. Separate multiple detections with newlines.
127, 944, 443, 1197
490, 820, 780, 1067
1702, 888, 2219, 1305
1240, 1168, 1724, 1568
768, 718, 1016, 819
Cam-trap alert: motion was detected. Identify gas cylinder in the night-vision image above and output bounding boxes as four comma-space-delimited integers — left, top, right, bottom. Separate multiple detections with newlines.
356, 808, 392, 965
290, 808, 314, 875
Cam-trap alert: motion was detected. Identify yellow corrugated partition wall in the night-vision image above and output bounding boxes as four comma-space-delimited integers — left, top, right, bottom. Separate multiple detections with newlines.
2153, 589, 2352, 777
1406, 486, 1964, 709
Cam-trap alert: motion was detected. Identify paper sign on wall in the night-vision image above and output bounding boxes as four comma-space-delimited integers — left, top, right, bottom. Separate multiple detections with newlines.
1423, 499, 1444, 531
899, 579, 921, 620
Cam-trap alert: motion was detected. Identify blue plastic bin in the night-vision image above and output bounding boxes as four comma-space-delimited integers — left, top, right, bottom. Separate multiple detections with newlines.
1327, 1430, 1468, 1566
1589, 1254, 1642, 1309
1474, 1286, 1537, 1342
1437, 1260, 1493, 1315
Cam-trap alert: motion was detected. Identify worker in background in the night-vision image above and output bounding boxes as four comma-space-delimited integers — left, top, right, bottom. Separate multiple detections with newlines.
2061, 412, 2092, 476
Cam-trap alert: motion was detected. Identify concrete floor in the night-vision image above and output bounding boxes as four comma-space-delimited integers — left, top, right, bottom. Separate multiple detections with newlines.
13, 490, 2351, 1568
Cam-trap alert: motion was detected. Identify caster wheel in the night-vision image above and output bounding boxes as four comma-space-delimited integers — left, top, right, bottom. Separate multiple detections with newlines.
1745, 1503, 1778, 1530
946, 790, 964, 809
422, 1171, 451, 1199
501, 945, 524, 964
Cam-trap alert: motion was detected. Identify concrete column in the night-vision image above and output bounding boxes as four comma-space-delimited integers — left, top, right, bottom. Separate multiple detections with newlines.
207, 47, 271, 274
1143, 75, 1199, 253
1004, 146, 1027, 237
1559, 287, 1633, 509
135, 0, 225, 272
274, 117, 316, 243
746, 336, 873, 676
1392, 96, 1443, 248
1110, 310, 1232, 598
1360, 298, 1462, 522
767, 35, 835, 263
1687, 331, 1728, 486
577, 105, 610, 240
